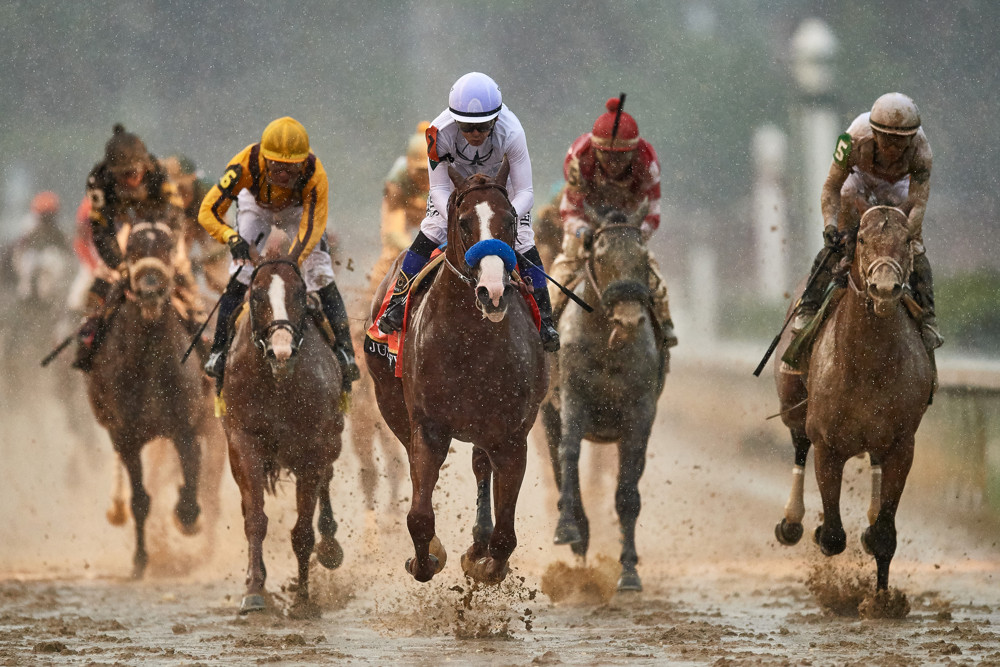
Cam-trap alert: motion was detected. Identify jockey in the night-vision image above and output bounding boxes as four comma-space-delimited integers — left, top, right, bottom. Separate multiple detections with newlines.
549, 97, 678, 348
198, 116, 360, 389
370, 122, 430, 294
7, 191, 72, 302
73, 124, 195, 371
375, 72, 561, 352
163, 154, 228, 294
791, 92, 942, 354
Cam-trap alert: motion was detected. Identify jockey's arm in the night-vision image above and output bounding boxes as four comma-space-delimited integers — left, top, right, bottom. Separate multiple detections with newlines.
820, 161, 851, 232
287, 167, 329, 265
640, 162, 662, 240
905, 156, 932, 249
505, 133, 534, 218
86, 181, 124, 270
198, 152, 254, 246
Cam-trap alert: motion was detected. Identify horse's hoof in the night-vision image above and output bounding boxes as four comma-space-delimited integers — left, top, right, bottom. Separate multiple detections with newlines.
617, 569, 642, 592
775, 519, 804, 546
106, 500, 128, 526
553, 519, 582, 546
130, 562, 146, 581
174, 503, 201, 535
404, 555, 439, 582
463, 556, 509, 585
429, 535, 447, 572
239, 594, 267, 614
814, 526, 846, 557
861, 526, 874, 555
315, 538, 344, 570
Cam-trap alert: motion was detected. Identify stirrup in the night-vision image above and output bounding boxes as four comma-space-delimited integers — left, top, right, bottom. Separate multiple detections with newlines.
204, 350, 226, 379
790, 308, 816, 335
336, 347, 361, 384
378, 296, 406, 334
921, 322, 944, 352
540, 319, 560, 353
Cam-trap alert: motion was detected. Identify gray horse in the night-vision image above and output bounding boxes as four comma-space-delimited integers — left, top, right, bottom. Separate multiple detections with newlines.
540, 210, 668, 592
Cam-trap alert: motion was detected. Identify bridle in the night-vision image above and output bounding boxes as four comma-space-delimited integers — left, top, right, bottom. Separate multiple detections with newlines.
444, 182, 516, 286
583, 223, 649, 313
125, 222, 175, 302
248, 258, 307, 357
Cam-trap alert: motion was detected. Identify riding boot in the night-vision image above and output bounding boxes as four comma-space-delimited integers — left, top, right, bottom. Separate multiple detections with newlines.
910, 253, 944, 352
204, 280, 248, 381
71, 278, 112, 372
317, 281, 361, 392
649, 256, 678, 348
377, 236, 435, 334
521, 246, 560, 352
791, 243, 840, 334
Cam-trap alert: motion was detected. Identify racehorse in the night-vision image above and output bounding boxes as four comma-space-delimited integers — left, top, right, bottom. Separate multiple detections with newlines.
539, 210, 667, 592
773, 205, 933, 591
366, 159, 549, 584
85, 221, 211, 578
221, 236, 345, 615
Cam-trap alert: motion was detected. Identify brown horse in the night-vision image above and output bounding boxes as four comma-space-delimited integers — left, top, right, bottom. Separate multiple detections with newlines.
85, 221, 211, 578
774, 205, 933, 591
222, 239, 345, 615
367, 160, 549, 584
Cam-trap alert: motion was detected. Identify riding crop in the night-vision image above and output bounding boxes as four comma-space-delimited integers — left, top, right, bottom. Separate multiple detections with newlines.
514, 250, 594, 313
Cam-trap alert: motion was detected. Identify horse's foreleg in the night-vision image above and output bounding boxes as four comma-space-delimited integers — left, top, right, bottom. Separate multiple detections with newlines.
467, 440, 526, 585
228, 439, 268, 613
862, 440, 914, 591
117, 442, 150, 579
866, 453, 883, 527
470, 447, 493, 560
540, 400, 563, 490
812, 445, 847, 557
616, 428, 651, 593
290, 472, 321, 610
554, 410, 588, 550
776, 428, 811, 546
405, 423, 449, 582
172, 428, 202, 534
315, 465, 343, 570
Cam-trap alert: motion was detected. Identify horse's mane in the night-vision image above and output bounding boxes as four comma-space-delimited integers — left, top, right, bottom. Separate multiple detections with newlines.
262, 229, 291, 261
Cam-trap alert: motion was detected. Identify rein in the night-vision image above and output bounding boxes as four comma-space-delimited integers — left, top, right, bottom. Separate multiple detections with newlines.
248, 259, 307, 354
583, 224, 647, 312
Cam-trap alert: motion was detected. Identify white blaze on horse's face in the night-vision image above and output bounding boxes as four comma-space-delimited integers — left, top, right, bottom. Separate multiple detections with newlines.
267, 274, 295, 362
474, 200, 506, 311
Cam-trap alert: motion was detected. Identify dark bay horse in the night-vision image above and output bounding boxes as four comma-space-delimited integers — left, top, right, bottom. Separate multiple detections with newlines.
774, 205, 932, 591
367, 160, 549, 584
539, 214, 667, 592
85, 221, 211, 578
222, 239, 345, 615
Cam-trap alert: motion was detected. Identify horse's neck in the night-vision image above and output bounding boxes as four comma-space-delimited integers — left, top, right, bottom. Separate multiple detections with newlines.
831, 287, 914, 360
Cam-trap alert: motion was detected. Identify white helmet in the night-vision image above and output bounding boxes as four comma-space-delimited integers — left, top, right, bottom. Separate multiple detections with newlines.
869, 92, 921, 136
448, 72, 503, 123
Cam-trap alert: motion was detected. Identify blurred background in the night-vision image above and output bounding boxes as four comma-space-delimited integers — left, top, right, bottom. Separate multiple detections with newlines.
1, 0, 997, 352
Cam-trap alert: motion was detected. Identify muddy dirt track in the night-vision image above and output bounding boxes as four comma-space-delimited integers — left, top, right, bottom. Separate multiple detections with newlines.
1, 343, 999, 666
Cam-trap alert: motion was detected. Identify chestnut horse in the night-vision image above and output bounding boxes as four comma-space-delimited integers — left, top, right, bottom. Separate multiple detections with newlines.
367, 160, 548, 584
773, 205, 932, 591
539, 214, 667, 592
222, 239, 345, 615
85, 221, 210, 578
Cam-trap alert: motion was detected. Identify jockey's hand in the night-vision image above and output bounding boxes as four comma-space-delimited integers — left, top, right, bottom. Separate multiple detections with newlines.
823, 224, 841, 248
116, 262, 130, 284
227, 235, 251, 262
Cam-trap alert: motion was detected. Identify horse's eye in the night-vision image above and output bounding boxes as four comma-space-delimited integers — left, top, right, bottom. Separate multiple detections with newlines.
857, 237, 866, 246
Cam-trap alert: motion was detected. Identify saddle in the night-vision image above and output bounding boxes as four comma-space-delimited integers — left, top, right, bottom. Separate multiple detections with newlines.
781, 283, 924, 374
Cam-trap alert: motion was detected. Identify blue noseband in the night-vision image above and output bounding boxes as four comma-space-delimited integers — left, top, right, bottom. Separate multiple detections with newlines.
464, 239, 517, 273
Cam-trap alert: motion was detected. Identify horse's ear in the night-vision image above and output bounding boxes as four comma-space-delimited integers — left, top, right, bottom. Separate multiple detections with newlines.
495, 155, 510, 187
448, 164, 464, 188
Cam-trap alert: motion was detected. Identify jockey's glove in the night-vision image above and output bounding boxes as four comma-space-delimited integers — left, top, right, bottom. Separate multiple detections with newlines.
822, 224, 841, 248
227, 235, 252, 262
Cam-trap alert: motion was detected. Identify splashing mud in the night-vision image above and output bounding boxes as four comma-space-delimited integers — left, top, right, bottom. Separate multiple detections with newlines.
540, 554, 620, 605
804, 538, 910, 618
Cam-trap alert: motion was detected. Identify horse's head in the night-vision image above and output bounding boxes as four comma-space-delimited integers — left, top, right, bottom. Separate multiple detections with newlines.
445, 157, 518, 323
124, 222, 176, 321
854, 205, 914, 317
248, 242, 308, 379
586, 206, 651, 348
